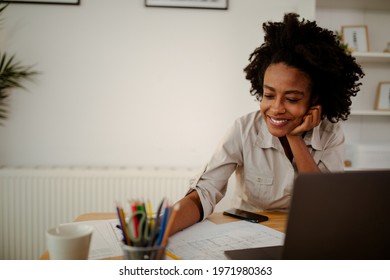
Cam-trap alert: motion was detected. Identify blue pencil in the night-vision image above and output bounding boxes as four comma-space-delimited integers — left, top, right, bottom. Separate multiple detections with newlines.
156, 206, 170, 246
148, 198, 165, 247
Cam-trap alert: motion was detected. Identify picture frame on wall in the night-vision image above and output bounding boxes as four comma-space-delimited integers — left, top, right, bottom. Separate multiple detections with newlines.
376, 82, 390, 111
145, 0, 228, 10
2, 0, 79, 4
341, 25, 369, 52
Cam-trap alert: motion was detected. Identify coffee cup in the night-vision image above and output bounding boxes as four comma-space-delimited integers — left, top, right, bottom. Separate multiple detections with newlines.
46, 223, 93, 260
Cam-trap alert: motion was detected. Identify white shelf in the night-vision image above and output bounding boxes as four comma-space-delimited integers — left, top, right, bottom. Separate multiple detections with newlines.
353, 52, 390, 63
344, 167, 390, 171
317, 0, 390, 11
351, 110, 390, 116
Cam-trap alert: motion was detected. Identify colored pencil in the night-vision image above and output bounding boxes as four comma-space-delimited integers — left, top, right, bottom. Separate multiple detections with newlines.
156, 205, 169, 246
115, 202, 130, 245
160, 203, 180, 246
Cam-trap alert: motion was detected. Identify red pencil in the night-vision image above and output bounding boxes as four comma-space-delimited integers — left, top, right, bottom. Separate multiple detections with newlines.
130, 200, 139, 238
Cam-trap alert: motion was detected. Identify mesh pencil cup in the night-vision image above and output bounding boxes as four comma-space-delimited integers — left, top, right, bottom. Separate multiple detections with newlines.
121, 244, 167, 260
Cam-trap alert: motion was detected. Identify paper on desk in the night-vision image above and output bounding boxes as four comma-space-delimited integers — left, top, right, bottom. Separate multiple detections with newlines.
70, 219, 123, 260
166, 220, 285, 260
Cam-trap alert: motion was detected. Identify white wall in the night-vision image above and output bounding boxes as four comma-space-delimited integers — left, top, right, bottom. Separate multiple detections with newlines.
0, 0, 314, 168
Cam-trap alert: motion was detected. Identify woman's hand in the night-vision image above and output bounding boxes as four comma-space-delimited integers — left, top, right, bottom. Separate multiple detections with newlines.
286, 104, 322, 173
288, 105, 322, 136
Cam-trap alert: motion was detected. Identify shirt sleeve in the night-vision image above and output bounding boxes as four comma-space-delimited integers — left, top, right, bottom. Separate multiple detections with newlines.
188, 119, 244, 220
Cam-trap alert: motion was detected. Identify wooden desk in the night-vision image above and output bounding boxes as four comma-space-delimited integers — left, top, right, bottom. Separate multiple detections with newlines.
209, 211, 287, 233
40, 211, 287, 260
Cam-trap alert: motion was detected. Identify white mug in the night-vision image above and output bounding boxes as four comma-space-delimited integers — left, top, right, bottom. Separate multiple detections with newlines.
46, 223, 93, 260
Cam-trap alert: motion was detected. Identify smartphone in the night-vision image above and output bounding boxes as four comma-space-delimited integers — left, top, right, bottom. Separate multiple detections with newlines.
223, 208, 269, 223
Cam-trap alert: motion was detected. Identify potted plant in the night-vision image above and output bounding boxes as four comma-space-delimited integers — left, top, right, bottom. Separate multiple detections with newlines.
0, 2, 38, 125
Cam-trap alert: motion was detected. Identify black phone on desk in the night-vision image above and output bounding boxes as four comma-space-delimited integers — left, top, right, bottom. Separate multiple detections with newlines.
223, 208, 269, 223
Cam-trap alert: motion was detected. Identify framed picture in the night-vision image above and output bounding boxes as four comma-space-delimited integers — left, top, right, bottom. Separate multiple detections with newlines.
376, 82, 390, 111
2, 0, 79, 4
145, 0, 228, 10
341, 25, 369, 52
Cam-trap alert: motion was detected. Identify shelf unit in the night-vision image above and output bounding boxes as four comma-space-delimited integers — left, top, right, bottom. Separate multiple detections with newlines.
316, 0, 390, 115
350, 52, 390, 116
316, 0, 390, 170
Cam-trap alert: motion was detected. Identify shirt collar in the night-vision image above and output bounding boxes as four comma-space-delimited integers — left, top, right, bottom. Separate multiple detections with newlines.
255, 117, 283, 151
255, 116, 324, 151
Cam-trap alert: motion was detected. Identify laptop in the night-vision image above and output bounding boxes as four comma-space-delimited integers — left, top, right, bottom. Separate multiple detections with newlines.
225, 170, 390, 260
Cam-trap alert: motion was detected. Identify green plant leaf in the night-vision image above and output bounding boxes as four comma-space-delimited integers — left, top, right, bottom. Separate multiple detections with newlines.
0, 3, 39, 124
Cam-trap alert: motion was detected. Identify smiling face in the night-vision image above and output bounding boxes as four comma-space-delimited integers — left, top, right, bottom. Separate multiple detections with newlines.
260, 63, 312, 137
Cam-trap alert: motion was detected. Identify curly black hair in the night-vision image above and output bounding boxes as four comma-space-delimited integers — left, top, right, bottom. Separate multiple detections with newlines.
244, 13, 364, 122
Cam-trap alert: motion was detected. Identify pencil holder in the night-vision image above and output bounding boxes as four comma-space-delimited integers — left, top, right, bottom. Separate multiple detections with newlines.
121, 244, 167, 260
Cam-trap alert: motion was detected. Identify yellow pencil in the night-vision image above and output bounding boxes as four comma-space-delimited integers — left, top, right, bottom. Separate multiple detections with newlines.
165, 250, 181, 260
119, 207, 130, 245
146, 200, 154, 228
116, 202, 130, 245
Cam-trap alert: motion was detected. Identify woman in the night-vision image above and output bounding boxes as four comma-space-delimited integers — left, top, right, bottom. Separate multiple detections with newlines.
171, 13, 364, 235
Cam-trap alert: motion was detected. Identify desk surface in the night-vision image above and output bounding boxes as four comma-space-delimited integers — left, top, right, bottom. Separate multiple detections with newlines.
40, 211, 287, 260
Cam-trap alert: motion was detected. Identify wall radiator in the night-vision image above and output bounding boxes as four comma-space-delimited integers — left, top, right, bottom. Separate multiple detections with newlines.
0, 167, 196, 260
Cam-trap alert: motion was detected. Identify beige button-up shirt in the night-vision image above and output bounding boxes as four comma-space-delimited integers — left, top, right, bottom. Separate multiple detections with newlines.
189, 110, 345, 219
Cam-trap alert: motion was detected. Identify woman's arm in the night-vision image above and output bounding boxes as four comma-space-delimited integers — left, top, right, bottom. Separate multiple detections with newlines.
170, 191, 203, 236
286, 135, 320, 172
287, 105, 322, 173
